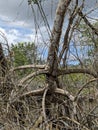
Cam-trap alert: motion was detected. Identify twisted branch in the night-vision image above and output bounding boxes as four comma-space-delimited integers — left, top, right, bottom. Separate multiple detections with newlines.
58, 68, 97, 78
10, 64, 46, 71
19, 69, 48, 84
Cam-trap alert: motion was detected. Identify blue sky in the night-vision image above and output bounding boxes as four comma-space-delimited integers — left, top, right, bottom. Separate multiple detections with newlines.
0, 0, 98, 62
0, 0, 58, 45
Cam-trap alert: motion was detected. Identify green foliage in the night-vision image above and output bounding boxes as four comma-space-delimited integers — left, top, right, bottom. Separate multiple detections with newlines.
79, 22, 92, 45
78, 21, 98, 66
62, 73, 92, 95
11, 42, 38, 67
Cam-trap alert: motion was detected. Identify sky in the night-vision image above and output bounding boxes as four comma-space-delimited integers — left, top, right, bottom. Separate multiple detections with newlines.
0, 0, 58, 45
0, 0, 98, 46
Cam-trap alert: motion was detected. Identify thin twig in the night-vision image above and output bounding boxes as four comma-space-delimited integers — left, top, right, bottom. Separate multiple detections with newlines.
75, 78, 98, 101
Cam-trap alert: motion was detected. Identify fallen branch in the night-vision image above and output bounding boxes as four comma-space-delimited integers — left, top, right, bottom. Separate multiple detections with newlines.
17, 87, 74, 102
55, 88, 75, 101
75, 78, 98, 101
58, 116, 90, 130
9, 87, 45, 104
19, 70, 48, 84
42, 87, 48, 121
20, 87, 45, 97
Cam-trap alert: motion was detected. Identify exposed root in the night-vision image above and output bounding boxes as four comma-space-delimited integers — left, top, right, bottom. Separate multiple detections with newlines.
55, 88, 75, 101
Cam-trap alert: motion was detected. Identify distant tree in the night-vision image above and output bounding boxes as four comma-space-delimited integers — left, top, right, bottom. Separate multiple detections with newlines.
78, 21, 98, 69
11, 42, 39, 67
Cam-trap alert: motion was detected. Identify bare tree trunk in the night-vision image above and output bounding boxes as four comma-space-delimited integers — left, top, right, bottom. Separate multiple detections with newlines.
47, 0, 72, 91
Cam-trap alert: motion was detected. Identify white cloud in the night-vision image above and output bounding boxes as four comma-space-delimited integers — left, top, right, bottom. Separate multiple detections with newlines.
0, 28, 8, 44
0, 0, 98, 29
0, 0, 98, 46
0, 26, 49, 47
0, 0, 58, 45
0, 27, 35, 45
8, 29, 20, 36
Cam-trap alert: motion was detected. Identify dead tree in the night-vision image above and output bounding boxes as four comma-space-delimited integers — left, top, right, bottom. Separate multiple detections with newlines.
2, 0, 98, 129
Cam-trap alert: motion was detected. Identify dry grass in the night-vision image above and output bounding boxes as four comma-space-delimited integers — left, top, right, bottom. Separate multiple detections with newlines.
0, 70, 98, 130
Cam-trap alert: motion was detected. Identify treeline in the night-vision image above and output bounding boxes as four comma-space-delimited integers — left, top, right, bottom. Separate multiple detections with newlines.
11, 42, 45, 66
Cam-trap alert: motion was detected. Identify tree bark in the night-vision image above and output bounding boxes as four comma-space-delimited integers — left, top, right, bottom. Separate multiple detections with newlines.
47, 0, 72, 76
47, 0, 72, 91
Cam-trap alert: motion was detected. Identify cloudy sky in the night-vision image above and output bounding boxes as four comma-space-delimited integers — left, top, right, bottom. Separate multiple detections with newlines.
0, 0, 58, 45
0, 0, 98, 46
